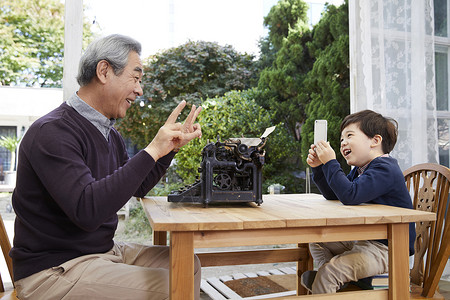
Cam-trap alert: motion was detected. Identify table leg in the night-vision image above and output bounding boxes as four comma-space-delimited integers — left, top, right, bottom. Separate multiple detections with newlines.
153, 230, 167, 245
297, 243, 313, 295
170, 231, 194, 300
388, 223, 409, 300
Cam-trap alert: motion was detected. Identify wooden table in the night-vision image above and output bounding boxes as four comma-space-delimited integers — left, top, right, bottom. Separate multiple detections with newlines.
140, 194, 436, 300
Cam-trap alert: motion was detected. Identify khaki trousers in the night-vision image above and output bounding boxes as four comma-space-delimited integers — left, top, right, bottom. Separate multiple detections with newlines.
309, 240, 389, 294
15, 242, 201, 300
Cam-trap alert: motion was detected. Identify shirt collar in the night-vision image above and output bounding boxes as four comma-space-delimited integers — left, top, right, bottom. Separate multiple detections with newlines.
66, 93, 116, 140
357, 154, 390, 175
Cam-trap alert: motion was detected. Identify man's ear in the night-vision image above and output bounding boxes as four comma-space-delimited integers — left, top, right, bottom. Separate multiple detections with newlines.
96, 60, 110, 84
371, 134, 383, 147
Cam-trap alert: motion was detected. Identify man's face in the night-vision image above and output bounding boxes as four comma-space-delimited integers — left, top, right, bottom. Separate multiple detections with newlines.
103, 51, 143, 119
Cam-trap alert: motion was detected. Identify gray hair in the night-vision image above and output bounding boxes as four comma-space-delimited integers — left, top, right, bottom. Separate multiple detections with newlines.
76, 34, 142, 86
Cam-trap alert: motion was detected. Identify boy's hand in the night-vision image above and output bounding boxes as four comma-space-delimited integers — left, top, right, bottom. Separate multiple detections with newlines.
306, 144, 322, 168
315, 140, 336, 164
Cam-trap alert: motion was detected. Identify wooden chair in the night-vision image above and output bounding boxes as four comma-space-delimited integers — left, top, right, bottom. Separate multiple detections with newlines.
0, 213, 17, 299
404, 163, 450, 299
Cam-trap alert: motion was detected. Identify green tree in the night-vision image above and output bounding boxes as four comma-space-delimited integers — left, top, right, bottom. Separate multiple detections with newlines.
300, 1, 350, 170
254, 0, 309, 91
257, 0, 313, 140
255, 36, 277, 75
263, 0, 309, 50
0, 0, 95, 87
117, 40, 257, 149
174, 89, 303, 193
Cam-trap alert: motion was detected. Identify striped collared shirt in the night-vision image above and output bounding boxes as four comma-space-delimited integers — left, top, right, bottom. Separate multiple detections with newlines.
66, 93, 116, 140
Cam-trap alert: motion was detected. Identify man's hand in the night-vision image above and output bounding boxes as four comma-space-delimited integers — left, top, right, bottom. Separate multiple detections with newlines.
145, 100, 202, 160
178, 102, 202, 147
314, 140, 336, 165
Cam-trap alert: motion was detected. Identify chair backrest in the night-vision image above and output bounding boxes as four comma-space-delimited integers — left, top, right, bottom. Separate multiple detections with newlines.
403, 163, 450, 297
0, 213, 13, 292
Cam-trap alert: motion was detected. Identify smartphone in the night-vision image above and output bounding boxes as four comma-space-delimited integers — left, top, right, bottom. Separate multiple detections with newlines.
314, 120, 327, 145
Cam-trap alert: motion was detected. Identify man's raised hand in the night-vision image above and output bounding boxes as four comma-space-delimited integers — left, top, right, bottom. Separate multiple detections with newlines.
145, 100, 202, 161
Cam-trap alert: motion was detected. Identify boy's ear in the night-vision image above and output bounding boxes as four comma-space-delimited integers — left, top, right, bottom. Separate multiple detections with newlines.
371, 134, 383, 147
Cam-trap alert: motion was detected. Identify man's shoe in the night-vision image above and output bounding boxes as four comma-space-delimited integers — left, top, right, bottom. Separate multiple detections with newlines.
300, 270, 317, 292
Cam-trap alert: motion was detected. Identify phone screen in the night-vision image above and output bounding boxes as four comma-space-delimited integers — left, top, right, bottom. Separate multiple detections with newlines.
314, 120, 327, 145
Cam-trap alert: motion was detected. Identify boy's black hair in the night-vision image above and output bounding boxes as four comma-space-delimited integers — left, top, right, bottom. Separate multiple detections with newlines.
340, 110, 398, 154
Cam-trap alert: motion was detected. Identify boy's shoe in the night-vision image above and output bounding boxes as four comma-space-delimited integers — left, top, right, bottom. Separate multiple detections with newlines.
301, 271, 373, 293
349, 276, 374, 290
300, 270, 317, 292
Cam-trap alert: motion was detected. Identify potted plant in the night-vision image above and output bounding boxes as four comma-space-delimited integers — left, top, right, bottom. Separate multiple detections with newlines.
0, 135, 21, 186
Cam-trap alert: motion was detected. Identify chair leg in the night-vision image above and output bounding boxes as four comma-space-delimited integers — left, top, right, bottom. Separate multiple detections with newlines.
0, 272, 4, 293
422, 242, 450, 298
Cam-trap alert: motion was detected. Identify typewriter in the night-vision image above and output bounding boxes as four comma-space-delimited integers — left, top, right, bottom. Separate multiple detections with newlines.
168, 126, 275, 206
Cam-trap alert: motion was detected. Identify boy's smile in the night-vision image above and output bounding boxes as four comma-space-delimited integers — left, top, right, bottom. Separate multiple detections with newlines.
342, 148, 352, 157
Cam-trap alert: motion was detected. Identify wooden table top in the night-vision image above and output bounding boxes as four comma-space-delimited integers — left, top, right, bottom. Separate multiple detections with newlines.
141, 193, 436, 232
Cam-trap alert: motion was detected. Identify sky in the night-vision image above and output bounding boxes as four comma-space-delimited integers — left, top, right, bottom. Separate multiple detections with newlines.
83, 0, 344, 58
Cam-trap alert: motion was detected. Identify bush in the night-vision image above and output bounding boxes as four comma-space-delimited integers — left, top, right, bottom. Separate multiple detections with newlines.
174, 89, 303, 192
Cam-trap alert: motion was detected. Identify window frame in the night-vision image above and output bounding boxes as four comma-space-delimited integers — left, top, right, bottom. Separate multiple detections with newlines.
435, 0, 450, 166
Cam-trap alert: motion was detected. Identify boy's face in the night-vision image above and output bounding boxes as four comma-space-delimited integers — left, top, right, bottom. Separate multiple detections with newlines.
340, 123, 376, 167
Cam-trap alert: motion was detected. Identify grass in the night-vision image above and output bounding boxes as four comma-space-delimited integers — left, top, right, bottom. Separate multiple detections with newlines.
115, 205, 153, 244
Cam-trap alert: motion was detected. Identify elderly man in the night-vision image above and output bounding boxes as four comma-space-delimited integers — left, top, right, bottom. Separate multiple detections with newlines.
11, 34, 202, 299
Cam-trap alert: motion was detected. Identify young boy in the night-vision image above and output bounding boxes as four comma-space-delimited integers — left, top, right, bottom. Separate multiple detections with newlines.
303, 110, 415, 294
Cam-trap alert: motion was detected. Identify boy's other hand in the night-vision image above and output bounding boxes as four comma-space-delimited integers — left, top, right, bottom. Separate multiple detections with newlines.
306, 144, 322, 168
315, 140, 336, 165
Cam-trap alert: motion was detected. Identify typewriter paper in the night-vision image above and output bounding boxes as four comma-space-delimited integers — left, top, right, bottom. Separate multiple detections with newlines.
231, 126, 276, 146
261, 126, 276, 138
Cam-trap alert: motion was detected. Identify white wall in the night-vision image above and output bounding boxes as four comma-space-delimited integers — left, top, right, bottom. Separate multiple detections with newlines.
0, 87, 63, 135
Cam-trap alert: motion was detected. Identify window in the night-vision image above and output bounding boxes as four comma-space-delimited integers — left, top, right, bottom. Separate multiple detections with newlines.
0, 126, 17, 176
436, 0, 450, 167
435, 0, 448, 38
